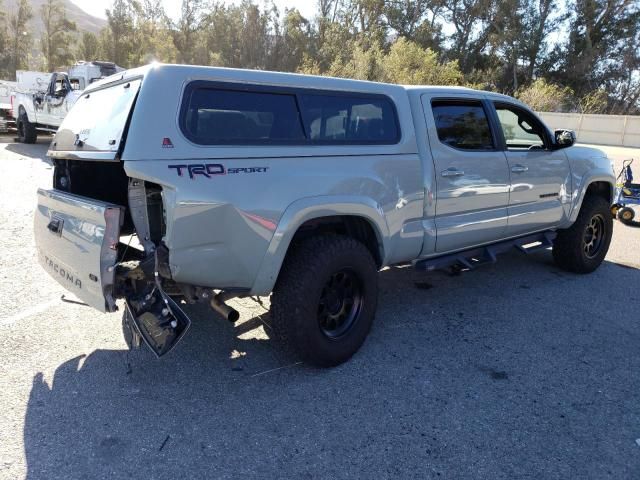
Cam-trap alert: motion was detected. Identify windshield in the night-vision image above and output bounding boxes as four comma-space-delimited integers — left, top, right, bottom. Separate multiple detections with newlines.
52, 79, 141, 156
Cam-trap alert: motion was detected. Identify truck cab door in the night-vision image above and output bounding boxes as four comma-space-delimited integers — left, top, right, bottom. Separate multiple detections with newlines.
44, 73, 70, 127
421, 95, 511, 253
489, 101, 572, 236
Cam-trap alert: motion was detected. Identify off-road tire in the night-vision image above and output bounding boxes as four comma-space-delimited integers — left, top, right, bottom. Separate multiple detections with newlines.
17, 112, 37, 144
270, 234, 379, 367
618, 207, 635, 225
553, 195, 613, 273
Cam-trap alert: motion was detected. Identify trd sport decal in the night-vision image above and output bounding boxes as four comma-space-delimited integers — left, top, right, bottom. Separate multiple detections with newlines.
168, 164, 269, 179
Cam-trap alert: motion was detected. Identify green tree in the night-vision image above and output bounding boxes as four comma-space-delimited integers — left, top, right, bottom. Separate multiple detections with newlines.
279, 9, 313, 72
77, 31, 99, 61
549, 0, 640, 100
515, 78, 574, 112
327, 40, 385, 80
383, 0, 445, 50
520, 0, 563, 81
381, 37, 463, 85
103, 0, 136, 67
0, 0, 9, 78
173, 0, 204, 64
40, 0, 77, 71
132, 0, 178, 64
7, 0, 33, 74
579, 89, 609, 114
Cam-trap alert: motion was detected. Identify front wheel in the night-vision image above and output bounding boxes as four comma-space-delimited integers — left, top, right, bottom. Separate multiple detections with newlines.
553, 195, 613, 273
270, 235, 379, 367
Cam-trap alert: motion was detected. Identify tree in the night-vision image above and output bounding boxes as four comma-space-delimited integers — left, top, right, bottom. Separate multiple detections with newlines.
173, 0, 204, 64
579, 89, 609, 114
7, 0, 32, 74
383, 0, 445, 50
275, 9, 310, 71
0, 0, 9, 78
549, 0, 640, 99
515, 78, 574, 112
132, 0, 178, 64
443, 0, 494, 72
520, 0, 563, 81
381, 37, 463, 85
327, 39, 385, 80
77, 31, 99, 61
40, 0, 77, 71
103, 0, 136, 67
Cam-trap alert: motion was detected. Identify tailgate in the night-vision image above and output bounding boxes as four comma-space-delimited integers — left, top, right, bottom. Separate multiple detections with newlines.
34, 189, 124, 312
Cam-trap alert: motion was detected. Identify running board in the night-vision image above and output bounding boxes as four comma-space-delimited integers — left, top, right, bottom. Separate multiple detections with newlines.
414, 231, 557, 273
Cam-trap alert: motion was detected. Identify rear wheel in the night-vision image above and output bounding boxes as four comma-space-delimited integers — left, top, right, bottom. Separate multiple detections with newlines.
270, 235, 379, 367
553, 195, 613, 273
618, 207, 635, 225
17, 112, 37, 144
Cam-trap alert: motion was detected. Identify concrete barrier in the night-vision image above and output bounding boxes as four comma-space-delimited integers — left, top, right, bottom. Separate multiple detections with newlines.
538, 112, 640, 148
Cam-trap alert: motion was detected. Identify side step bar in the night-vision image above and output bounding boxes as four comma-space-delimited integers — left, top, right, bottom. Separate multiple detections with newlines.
414, 231, 557, 273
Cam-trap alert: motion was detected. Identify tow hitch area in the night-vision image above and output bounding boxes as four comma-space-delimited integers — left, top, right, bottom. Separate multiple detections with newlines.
125, 287, 191, 357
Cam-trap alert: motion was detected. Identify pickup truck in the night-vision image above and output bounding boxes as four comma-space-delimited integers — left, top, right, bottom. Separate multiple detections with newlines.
14, 62, 123, 143
0, 80, 17, 132
34, 64, 616, 366
13, 72, 83, 143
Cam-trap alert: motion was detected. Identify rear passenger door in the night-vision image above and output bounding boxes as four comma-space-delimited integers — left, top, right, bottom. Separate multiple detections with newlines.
422, 95, 511, 252
490, 102, 571, 236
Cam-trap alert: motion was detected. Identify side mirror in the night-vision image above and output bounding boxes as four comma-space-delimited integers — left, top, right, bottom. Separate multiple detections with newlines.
554, 129, 576, 148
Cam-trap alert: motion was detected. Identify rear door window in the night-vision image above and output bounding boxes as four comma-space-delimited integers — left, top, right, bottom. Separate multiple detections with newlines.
181, 86, 305, 145
300, 94, 399, 143
431, 100, 495, 151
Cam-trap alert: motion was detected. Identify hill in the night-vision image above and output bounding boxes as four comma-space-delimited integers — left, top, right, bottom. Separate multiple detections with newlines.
5, 0, 107, 35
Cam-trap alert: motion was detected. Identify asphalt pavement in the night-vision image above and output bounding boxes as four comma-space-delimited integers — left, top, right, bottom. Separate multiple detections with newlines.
0, 136, 639, 479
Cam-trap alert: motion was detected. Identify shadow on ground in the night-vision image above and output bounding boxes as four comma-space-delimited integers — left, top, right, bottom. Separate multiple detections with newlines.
23, 252, 640, 479
1, 136, 51, 162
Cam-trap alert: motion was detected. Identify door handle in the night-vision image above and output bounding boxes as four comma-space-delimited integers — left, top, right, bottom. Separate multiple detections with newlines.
47, 217, 63, 236
441, 168, 465, 177
511, 164, 529, 173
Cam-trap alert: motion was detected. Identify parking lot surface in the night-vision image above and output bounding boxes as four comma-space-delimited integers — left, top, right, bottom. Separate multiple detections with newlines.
0, 136, 639, 479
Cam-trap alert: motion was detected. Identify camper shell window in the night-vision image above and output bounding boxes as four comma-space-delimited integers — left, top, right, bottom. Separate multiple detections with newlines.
179, 81, 400, 146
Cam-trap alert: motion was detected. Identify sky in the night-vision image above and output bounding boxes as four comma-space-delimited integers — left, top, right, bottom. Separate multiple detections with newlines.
70, 0, 318, 22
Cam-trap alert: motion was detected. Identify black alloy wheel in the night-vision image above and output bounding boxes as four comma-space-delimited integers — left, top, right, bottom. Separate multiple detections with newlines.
318, 268, 364, 339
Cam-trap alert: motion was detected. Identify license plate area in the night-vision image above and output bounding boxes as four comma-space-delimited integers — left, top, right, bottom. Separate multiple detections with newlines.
34, 188, 124, 312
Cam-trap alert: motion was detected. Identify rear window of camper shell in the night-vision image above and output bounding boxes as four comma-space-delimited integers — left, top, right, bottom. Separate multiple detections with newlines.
179, 81, 401, 146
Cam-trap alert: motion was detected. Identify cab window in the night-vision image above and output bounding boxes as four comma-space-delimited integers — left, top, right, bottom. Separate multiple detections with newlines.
431, 100, 494, 151
494, 103, 547, 150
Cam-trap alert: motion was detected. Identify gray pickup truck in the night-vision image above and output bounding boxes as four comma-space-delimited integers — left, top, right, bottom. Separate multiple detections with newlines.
34, 64, 616, 366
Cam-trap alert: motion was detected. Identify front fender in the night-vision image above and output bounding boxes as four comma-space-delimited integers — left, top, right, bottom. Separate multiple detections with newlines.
568, 171, 615, 223
250, 196, 390, 295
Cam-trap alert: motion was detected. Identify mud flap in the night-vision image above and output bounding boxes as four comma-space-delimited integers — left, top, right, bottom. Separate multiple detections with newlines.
125, 288, 191, 357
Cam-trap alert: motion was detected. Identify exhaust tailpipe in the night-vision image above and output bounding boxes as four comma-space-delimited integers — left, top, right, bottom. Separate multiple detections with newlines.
210, 294, 240, 323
